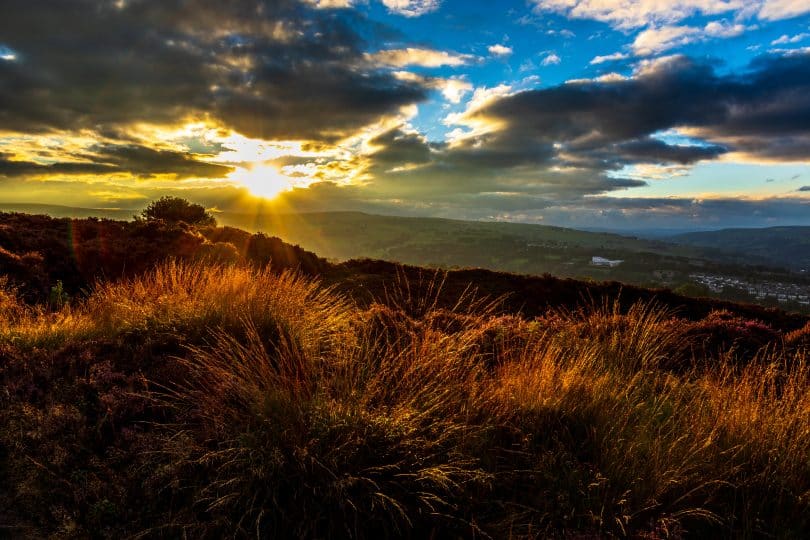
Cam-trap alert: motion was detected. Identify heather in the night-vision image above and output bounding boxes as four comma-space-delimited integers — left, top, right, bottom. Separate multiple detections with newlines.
1, 260, 808, 538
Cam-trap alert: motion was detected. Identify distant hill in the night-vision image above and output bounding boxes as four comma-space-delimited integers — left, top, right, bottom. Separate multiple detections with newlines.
212, 210, 810, 313
0, 210, 805, 329
4, 204, 809, 312
0, 203, 782, 272
0, 202, 135, 220
215, 209, 778, 273
671, 227, 810, 272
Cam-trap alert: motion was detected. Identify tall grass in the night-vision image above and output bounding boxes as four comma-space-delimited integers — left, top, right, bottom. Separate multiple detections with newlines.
1, 262, 808, 538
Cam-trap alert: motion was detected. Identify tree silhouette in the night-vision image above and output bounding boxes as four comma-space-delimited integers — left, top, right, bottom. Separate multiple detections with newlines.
140, 196, 216, 227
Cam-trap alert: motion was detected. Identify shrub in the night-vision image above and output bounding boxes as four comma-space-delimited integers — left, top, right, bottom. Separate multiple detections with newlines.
139, 196, 217, 227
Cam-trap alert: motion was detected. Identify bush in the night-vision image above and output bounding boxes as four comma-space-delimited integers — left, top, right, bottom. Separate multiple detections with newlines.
139, 196, 216, 227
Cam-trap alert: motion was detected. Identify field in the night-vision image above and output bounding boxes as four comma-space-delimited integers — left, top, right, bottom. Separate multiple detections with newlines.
1, 212, 809, 538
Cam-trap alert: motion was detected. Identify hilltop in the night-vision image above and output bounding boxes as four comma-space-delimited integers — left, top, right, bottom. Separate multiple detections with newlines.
1, 210, 809, 538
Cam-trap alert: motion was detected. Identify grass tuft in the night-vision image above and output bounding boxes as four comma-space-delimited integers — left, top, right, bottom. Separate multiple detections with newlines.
1, 261, 808, 538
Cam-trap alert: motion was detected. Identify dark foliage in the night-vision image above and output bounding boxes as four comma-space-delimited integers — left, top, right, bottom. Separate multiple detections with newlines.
139, 196, 217, 227
327, 259, 809, 331
0, 213, 327, 302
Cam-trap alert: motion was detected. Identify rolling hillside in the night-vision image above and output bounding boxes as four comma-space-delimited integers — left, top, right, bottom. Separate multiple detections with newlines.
213, 211, 810, 311
4, 204, 808, 311
672, 226, 810, 271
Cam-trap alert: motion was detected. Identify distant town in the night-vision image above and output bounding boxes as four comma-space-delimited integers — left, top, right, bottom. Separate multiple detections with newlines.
690, 273, 810, 306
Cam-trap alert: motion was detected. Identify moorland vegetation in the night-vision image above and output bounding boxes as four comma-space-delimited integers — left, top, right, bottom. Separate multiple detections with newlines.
0, 206, 808, 538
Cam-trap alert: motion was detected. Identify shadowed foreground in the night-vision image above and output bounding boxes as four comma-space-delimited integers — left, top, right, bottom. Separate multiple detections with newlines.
1, 262, 809, 538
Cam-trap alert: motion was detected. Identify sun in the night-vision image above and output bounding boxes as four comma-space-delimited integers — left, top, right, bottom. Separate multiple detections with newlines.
231, 165, 293, 200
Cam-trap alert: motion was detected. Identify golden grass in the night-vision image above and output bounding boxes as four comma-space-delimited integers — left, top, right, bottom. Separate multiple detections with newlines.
1, 262, 808, 537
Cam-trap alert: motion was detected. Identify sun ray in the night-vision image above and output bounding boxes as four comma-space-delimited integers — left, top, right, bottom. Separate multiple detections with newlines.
230, 165, 293, 200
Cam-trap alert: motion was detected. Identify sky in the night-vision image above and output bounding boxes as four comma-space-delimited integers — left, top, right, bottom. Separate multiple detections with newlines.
1, 0, 809, 230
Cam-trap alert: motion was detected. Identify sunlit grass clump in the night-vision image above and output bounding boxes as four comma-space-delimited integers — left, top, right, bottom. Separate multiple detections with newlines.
1, 262, 808, 538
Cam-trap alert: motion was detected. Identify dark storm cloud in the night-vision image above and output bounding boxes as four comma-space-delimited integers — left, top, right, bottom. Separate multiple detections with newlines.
367, 128, 439, 165
465, 53, 810, 167
89, 144, 235, 178
358, 124, 650, 202
0, 153, 115, 177
0, 0, 428, 140
0, 145, 233, 179
611, 138, 726, 165
476, 58, 723, 146
349, 51, 810, 206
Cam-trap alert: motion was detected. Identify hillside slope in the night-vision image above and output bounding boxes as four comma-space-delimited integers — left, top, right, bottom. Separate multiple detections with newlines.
672, 226, 810, 271
1, 262, 809, 538
0, 211, 805, 329
1, 212, 809, 538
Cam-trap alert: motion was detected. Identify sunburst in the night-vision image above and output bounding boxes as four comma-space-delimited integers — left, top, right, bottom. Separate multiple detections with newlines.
231, 165, 293, 200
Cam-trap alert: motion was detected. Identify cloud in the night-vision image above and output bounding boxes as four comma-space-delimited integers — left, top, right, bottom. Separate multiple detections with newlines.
366, 47, 472, 67
306, 0, 441, 16
590, 52, 629, 65
799, 185, 810, 191
703, 20, 749, 38
0, 46, 17, 61
759, 0, 810, 21
0, 0, 430, 141
542, 52, 561, 65
381, 0, 441, 17
89, 144, 236, 178
530, 0, 743, 30
0, 155, 116, 178
770, 46, 810, 56
390, 72, 473, 103
435, 51, 810, 188
530, 1, 810, 30
772, 33, 810, 45
488, 44, 513, 57
366, 127, 438, 166
304, 0, 355, 8
632, 25, 700, 55
631, 20, 750, 56
439, 78, 474, 103
0, 144, 234, 179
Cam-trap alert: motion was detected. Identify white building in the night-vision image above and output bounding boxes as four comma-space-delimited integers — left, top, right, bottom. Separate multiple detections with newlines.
591, 256, 623, 268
